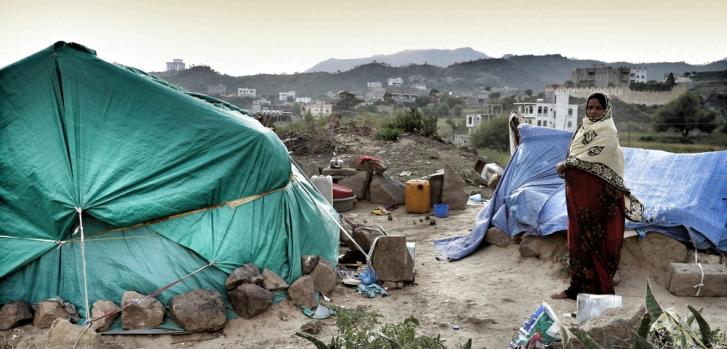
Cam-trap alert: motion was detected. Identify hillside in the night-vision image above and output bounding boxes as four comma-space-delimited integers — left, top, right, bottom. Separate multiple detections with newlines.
305, 47, 488, 73
156, 56, 727, 99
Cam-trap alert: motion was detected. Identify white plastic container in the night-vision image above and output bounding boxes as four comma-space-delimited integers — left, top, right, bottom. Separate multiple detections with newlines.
576, 293, 623, 325
311, 175, 333, 205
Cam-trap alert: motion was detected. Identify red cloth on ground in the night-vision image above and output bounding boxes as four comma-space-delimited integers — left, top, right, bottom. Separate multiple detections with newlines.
564, 167, 625, 299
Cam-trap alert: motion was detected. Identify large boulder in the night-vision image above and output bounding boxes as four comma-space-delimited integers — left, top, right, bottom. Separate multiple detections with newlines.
288, 276, 318, 309
351, 227, 385, 254
519, 233, 567, 262
121, 291, 165, 330
424, 171, 444, 205
301, 255, 320, 274
580, 305, 646, 348
226, 263, 264, 290
262, 268, 290, 291
33, 300, 70, 329
170, 289, 226, 332
321, 167, 359, 177
46, 318, 122, 349
91, 300, 120, 332
369, 174, 405, 205
311, 262, 338, 296
441, 165, 467, 210
370, 236, 415, 282
228, 284, 272, 319
620, 233, 688, 283
484, 226, 511, 248
0, 301, 33, 330
667, 263, 727, 297
339, 171, 371, 199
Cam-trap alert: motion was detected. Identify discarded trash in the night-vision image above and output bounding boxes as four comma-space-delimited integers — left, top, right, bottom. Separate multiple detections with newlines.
576, 293, 622, 325
508, 302, 560, 349
399, 171, 412, 177
452, 324, 460, 330
359, 265, 377, 286
468, 194, 483, 202
433, 203, 449, 218
387, 214, 393, 221
371, 206, 390, 216
357, 283, 389, 298
302, 304, 334, 319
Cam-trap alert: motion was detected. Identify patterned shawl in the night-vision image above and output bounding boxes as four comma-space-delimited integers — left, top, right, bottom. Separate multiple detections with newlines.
565, 92, 646, 222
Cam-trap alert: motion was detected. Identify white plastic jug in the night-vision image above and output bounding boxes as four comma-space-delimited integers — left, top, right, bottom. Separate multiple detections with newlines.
311, 175, 333, 205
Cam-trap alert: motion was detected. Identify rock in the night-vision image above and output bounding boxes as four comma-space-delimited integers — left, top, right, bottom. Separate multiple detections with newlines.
370, 236, 415, 282
580, 305, 646, 348
91, 300, 120, 332
311, 262, 338, 296
301, 320, 322, 334
369, 174, 405, 205
304, 160, 322, 178
121, 291, 165, 330
288, 276, 318, 309
301, 255, 320, 274
667, 263, 727, 297
321, 167, 359, 177
228, 284, 272, 319
424, 171, 444, 205
46, 318, 121, 349
226, 263, 264, 290
339, 171, 371, 199
620, 233, 688, 283
382, 281, 398, 289
262, 268, 289, 291
356, 157, 386, 174
441, 165, 468, 210
170, 289, 226, 332
33, 300, 70, 329
0, 301, 33, 330
485, 227, 511, 248
519, 233, 567, 261
351, 228, 385, 254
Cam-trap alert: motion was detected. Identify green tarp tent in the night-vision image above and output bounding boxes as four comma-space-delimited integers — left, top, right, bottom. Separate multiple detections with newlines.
0, 42, 339, 323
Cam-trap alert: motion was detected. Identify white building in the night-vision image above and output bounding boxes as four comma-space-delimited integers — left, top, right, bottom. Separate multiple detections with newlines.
367, 81, 383, 89
166, 59, 185, 72
387, 77, 403, 86
464, 104, 504, 134
629, 67, 648, 83
413, 83, 427, 91
295, 97, 312, 104
303, 101, 333, 118
514, 91, 579, 131
251, 98, 271, 114
237, 88, 256, 97
390, 92, 419, 104
279, 91, 296, 102
206, 84, 227, 96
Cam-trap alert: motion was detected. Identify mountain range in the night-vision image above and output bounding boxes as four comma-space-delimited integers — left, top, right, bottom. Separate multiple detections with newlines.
305, 47, 489, 73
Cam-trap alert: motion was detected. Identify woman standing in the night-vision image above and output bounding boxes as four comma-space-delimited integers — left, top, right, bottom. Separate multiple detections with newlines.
552, 92, 645, 300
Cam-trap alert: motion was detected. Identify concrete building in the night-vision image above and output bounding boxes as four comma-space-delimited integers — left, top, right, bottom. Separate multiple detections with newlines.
387, 77, 403, 86
412, 83, 427, 91
166, 59, 185, 72
365, 88, 386, 102
279, 91, 296, 102
390, 92, 419, 104
514, 91, 578, 131
251, 98, 272, 114
464, 104, 504, 133
571, 66, 631, 88
295, 97, 312, 104
629, 67, 648, 83
367, 81, 383, 89
303, 101, 333, 118
237, 88, 256, 97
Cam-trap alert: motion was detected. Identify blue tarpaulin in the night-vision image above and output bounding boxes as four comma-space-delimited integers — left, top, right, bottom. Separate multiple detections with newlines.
435, 125, 727, 260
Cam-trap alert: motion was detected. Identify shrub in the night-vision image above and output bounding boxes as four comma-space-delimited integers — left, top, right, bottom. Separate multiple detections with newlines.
388, 107, 423, 133
470, 116, 509, 151
375, 127, 402, 141
420, 114, 438, 137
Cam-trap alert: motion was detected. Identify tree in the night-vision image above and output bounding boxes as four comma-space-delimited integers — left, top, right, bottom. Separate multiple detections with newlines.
334, 90, 363, 111
452, 105, 464, 117
471, 116, 509, 151
524, 89, 533, 97
653, 92, 717, 137
434, 103, 450, 117
489, 92, 501, 100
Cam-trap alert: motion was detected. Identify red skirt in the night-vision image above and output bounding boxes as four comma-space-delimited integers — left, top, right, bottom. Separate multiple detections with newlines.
564, 167, 625, 299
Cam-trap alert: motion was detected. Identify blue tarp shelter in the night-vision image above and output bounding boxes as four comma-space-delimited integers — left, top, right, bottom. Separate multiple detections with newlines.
435, 125, 727, 261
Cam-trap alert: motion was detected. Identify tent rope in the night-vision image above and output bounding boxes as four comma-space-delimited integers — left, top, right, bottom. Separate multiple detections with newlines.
692, 249, 705, 296
74, 207, 91, 325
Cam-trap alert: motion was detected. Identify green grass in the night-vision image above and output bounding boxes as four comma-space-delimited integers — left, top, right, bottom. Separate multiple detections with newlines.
477, 148, 511, 167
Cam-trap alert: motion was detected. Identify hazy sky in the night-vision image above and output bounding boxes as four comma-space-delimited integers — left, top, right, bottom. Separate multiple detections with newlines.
1, 0, 725, 76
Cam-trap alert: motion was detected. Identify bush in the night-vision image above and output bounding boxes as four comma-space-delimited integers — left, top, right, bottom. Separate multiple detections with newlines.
388, 107, 423, 133
470, 116, 509, 151
375, 127, 402, 141
420, 114, 438, 137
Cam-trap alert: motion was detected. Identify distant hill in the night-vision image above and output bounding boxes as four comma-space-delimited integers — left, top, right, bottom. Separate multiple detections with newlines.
305, 47, 489, 73
157, 56, 727, 100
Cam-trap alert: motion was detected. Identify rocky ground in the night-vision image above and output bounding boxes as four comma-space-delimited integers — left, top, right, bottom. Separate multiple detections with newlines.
3, 123, 726, 348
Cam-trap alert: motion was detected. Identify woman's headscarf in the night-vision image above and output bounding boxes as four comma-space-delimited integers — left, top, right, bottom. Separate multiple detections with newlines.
566, 92, 645, 221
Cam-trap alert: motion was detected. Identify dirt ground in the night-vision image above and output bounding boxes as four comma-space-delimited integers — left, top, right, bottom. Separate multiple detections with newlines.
5, 200, 727, 349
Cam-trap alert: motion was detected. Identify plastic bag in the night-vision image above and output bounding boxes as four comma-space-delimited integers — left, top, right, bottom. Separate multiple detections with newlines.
359, 265, 377, 286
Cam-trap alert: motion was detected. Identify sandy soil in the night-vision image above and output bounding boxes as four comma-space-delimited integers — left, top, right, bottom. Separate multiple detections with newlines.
5, 200, 726, 349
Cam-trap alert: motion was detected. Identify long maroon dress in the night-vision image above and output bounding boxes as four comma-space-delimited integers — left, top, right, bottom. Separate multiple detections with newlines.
563, 167, 625, 299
